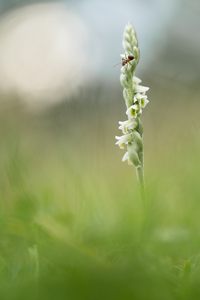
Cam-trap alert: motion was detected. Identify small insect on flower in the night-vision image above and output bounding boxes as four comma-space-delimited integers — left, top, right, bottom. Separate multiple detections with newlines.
114, 55, 135, 68
122, 55, 134, 66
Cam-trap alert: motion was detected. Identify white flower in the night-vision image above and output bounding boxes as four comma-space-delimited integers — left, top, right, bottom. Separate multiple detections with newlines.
122, 151, 129, 162
126, 104, 141, 118
118, 119, 136, 134
115, 133, 132, 149
121, 147, 141, 167
139, 97, 149, 108
133, 76, 142, 85
134, 93, 149, 108
122, 151, 133, 165
135, 85, 149, 94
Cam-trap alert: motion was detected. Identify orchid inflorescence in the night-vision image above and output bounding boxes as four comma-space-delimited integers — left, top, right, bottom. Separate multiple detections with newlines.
115, 24, 149, 185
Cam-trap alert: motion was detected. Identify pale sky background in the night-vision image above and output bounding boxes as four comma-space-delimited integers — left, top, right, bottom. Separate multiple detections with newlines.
0, 0, 198, 108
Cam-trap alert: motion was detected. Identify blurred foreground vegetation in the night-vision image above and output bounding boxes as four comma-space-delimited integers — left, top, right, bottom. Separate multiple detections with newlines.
0, 79, 200, 300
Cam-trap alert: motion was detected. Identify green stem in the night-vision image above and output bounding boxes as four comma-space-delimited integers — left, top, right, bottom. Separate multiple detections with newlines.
136, 117, 145, 204
136, 165, 145, 204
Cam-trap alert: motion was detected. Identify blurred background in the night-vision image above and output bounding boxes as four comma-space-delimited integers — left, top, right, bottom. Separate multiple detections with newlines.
0, 0, 200, 299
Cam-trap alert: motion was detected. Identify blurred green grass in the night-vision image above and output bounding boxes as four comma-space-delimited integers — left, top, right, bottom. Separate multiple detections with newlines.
0, 81, 200, 300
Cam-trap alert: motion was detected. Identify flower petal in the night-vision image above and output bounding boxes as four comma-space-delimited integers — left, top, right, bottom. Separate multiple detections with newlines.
122, 151, 129, 162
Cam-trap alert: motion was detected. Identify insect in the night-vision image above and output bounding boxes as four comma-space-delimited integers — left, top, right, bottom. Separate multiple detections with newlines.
122, 55, 135, 66
114, 55, 135, 67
